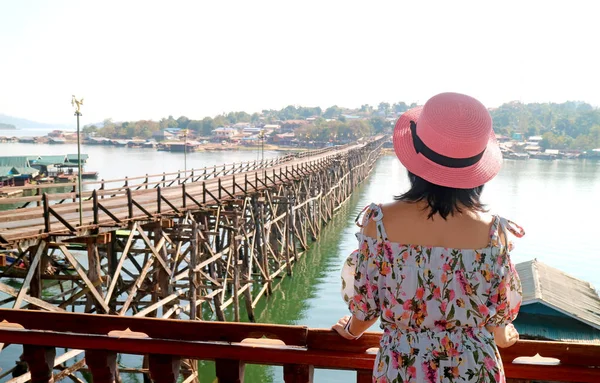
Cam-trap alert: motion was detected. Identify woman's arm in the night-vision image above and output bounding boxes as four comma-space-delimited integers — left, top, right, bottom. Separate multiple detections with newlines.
486, 323, 519, 348
332, 315, 378, 340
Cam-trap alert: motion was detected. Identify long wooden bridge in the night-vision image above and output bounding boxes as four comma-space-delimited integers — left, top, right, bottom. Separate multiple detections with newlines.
0, 137, 598, 383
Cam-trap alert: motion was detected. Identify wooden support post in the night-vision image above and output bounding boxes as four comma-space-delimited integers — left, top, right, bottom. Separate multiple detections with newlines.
233, 260, 240, 322
148, 355, 181, 383
356, 369, 372, 383
92, 190, 99, 226
126, 189, 133, 220
215, 359, 245, 383
285, 197, 293, 276
85, 350, 120, 383
22, 345, 56, 383
189, 221, 198, 320
42, 193, 50, 233
283, 364, 314, 383
157, 187, 162, 214
85, 242, 104, 313
107, 232, 118, 312
154, 226, 172, 317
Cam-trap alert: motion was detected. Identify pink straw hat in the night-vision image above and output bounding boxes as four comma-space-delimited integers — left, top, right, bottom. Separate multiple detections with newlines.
393, 92, 502, 189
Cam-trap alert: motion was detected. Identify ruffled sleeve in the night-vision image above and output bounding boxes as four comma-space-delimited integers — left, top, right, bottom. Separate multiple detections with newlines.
340, 204, 382, 321
487, 218, 524, 326
341, 238, 381, 321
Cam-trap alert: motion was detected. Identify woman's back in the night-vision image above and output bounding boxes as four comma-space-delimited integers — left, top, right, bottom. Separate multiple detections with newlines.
341, 203, 523, 382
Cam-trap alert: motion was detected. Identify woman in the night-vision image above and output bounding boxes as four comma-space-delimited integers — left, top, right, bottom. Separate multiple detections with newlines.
332, 92, 524, 383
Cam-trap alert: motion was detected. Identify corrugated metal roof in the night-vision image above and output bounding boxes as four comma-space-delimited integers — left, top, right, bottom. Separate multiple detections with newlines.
0, 166, 16, 178
0, 156, 30, 168
516, 259, 600, 330
66, 154, 89, 162
33, 155, 67, 166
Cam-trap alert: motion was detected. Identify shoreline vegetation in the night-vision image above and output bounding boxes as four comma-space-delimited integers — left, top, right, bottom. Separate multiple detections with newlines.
1, 100, 599, 152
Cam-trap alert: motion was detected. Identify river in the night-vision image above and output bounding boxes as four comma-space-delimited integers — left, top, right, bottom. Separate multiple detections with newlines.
0, 142, 599, 382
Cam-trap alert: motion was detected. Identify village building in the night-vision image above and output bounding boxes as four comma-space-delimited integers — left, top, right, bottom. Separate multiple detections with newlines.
0, 156, 39, 186
212, 127, 238, 141
270, 132, 296, 146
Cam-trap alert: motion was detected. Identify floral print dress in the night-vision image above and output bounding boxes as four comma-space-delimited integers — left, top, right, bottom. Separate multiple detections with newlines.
341, 204, 524, 383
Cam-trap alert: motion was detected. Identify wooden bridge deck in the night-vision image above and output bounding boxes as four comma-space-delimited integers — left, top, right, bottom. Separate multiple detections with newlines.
0, 142, 369, 247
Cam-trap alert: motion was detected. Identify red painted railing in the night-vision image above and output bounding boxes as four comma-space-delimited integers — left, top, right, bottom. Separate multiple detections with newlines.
0, 309, 598, 383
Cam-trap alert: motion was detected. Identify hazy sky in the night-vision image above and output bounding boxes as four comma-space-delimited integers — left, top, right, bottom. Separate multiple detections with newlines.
1, 0, 598, 125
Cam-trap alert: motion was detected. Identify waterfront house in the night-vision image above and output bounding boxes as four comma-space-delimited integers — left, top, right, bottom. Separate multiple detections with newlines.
0, 156, 39, 186
271, 132, 296, 146
514, 259, 600, 344
30, 155, 68, 176
212, 127, 237, 141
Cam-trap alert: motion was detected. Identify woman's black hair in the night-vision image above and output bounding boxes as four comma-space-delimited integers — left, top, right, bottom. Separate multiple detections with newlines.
395, 172, 486, 220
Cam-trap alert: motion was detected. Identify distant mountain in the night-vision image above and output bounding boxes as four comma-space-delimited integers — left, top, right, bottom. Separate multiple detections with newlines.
0, 114, 73, 131
0, 122, 16, 130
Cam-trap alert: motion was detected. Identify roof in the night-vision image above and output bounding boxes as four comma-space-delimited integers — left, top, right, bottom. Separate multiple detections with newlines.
0, 156, 30, 168
0, 166, 38, 177
33, 155, 67, 166
517, 259, 600, 330
66, 154, 89, 161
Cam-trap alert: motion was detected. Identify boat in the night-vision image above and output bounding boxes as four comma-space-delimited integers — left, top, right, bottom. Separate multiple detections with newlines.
530, 152, 556, 160
503, 152, 529, 160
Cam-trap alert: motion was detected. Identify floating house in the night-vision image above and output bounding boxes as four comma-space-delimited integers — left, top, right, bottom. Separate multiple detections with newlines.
515, 259, 600, 344
0, 156, 39, 186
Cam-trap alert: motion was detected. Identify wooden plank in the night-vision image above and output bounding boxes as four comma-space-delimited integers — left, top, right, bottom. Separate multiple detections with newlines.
58, 245, 110, 313
13, 242, 45, 308
0, 283, 64, 312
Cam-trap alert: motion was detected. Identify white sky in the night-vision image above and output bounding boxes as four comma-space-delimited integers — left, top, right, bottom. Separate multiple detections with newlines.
0, 0, 598, 125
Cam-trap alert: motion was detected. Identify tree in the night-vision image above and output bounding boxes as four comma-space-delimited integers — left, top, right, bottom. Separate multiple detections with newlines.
160, 116, 178, 130
177, 116, 190, 130
323, 105, 342, 119
359, 104, 373, 114
393, 102, 408, 114
187, 120, 204, 134
370, 117, 389, 134
378, 102, 391, 117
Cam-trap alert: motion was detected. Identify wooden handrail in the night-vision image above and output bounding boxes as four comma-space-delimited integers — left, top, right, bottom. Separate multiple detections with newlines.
0, 309, 598, 383
0, 144, 346, 195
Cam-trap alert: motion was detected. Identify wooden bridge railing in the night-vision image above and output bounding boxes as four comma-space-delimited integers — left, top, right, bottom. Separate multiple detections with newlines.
0, 140, 380, 246
0, 309, 598, 383
0, 144, 351, 207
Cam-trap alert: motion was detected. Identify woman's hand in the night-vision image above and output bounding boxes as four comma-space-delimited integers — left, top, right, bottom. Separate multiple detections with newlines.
492, 323, 519, 348
332, 315, 358, 340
